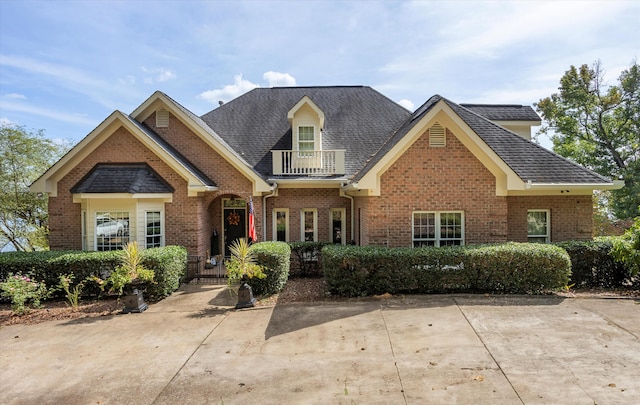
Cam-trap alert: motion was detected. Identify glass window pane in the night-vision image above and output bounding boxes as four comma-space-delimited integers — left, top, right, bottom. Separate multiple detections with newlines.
146, 211, 162, 248
528, 211, 548, 236
276, 210, 287, 242
96, 211, 129, 251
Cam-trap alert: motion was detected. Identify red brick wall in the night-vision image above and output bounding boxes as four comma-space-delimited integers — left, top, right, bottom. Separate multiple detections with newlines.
363, 128, 508, 247
49, 111, 259, 256
264, 188, 351, 242
507, 195, 593, 242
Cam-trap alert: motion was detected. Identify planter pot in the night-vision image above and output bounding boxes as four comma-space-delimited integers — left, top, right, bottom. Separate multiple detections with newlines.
122, 289, 148, 313
235, 281, 256, 309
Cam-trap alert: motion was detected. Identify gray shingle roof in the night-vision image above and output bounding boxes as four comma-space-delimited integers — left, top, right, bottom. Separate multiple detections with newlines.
200, 86, 411, 179
354, 95, 611, 184
70, 163, 174, 194
460, 104, 541, 121
447, 100, 610, 183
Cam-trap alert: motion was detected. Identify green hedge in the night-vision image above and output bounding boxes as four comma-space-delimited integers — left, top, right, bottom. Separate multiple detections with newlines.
0, 246, 187, 300
141, 246, 187, 300
323, 243, 571, 297
555, 239, 629, 288
249, 241, 291, 296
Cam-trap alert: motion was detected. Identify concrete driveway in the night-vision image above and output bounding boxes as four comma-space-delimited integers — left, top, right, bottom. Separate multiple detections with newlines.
1, 284, 639, 405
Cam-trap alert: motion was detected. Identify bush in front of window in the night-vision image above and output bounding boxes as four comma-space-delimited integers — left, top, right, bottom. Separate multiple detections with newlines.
248, 241, 291, 297
322, 243, 572, 297
0, 246, 187, 302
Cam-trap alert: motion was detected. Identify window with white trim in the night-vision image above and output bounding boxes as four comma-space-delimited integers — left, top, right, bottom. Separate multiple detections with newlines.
413, 211, 464, 247
527, 210, 550, 243
273, 208, 289, 242
145, 211, 163, 248
298, 126, 315, 157
96, 211, 130, 251
301, 208, 318, 241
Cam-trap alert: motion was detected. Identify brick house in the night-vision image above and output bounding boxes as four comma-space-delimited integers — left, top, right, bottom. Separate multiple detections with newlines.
31, 86, 621, 257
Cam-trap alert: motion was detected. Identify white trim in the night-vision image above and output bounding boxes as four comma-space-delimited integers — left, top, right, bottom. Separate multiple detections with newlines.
144, 210, 164, 248
412, 211, 465, 247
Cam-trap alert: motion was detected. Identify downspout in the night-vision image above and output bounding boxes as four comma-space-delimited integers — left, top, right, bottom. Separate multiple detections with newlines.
340, 188, 355, 245
262, 183, 279, 241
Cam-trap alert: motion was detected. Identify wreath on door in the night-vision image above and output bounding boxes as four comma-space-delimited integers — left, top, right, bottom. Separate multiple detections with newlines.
227, 211, 240, 226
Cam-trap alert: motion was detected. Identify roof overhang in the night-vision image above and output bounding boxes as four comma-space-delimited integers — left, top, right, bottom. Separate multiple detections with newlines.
72, 193, 173, 203
270, 178, 345, 189
506, 180, 624, 196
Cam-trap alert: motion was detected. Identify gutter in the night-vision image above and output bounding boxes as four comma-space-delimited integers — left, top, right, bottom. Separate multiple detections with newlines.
525, 180, 624, 191
262, 183, 279, 241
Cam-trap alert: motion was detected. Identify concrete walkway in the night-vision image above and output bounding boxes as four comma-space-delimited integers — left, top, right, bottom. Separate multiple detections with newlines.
1, 285, 639, 404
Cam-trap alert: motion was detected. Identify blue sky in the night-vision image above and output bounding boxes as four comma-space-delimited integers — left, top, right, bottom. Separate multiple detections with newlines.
1, 0, 638, 147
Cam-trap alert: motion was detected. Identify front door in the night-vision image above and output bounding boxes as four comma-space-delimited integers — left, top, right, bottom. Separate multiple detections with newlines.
223, 198, 247, 257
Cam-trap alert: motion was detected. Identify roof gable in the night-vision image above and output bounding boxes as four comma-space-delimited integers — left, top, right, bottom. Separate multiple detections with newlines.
351, 95, 616, 196
30, 110, 217, 197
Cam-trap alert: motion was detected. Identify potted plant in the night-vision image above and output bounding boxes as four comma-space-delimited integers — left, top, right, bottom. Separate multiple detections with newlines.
101, 241, 155, 313
225, 238, 265, 308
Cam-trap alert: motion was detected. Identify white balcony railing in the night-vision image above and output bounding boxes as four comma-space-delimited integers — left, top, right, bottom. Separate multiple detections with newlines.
271, 150, 345, 175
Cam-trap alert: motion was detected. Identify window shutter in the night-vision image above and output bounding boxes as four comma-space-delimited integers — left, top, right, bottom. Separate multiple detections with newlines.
156, 109, 169, 128
429, 123, 446, 147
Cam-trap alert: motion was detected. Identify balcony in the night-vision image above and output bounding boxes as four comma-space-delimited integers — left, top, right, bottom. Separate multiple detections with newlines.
271, 150, 345, 175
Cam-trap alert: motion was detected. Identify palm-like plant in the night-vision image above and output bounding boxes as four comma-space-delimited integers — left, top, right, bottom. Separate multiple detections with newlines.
225, 238, 265, 291
104, 241, 155, 295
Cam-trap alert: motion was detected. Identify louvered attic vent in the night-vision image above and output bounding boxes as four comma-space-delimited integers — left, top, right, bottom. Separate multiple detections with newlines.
156, 109, 169, 128
429, 123, 446, 147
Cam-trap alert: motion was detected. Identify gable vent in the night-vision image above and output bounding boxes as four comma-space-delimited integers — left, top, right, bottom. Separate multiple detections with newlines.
156, 109, 169, 128
429, 123, 446, 147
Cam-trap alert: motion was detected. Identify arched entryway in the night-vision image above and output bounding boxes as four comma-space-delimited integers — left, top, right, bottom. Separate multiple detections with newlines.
222, 197, 248, 257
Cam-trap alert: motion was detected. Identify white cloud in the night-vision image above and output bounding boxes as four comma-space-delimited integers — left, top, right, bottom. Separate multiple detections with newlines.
0, 117, 17, 126
141, 66, 176, 83
4, 93, 26, 99
397, 99, 414, 111
198, 74, 260, 104
0, 100, 97, 126
263, 71, 296, 87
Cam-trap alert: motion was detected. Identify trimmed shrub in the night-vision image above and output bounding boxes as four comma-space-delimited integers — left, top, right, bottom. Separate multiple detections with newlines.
0, 246, 187, 301
249, 241, 291, 296
555, 240, 628, 288
142, 246, 187, 300
323, 243, 571, 297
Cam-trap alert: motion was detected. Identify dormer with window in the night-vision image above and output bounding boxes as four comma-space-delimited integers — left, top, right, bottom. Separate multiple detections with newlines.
272, 96, 345, 175
288, 96, 325, 154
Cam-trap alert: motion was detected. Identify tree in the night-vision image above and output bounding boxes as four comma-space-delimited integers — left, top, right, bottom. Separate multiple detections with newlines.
535, 60, 640, 220
0, 124, 70, 251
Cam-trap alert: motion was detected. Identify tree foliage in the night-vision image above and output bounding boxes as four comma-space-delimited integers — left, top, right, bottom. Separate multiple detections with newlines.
535, 60, 640, 220
0, 124, 70, 251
